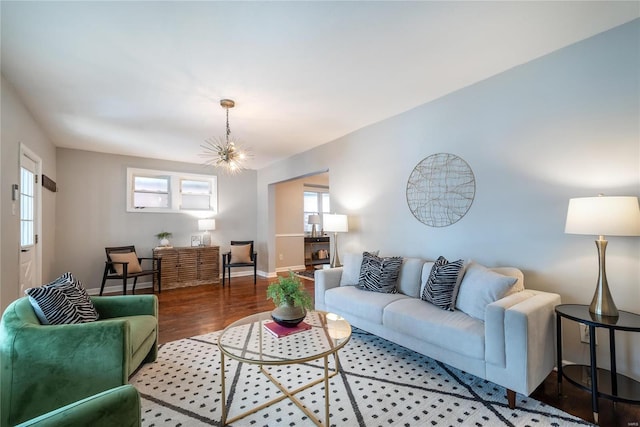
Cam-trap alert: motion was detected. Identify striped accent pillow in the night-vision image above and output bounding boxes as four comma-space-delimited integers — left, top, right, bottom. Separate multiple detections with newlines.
357, 252, 402, 293
421, 256, 466, 310
26, 272, 99, 325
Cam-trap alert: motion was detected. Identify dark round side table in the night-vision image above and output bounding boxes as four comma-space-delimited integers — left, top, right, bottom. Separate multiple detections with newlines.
555, 304, 640, 424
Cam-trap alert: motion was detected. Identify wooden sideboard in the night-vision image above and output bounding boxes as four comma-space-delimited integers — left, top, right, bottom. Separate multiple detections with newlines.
304, 236, 330, 268
153, 246, 220, 290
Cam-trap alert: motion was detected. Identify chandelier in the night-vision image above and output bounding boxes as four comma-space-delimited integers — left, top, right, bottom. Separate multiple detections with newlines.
201, 99, 250, 174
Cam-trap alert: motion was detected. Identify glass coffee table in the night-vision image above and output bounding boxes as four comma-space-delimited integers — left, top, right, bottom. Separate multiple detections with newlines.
217, 310, 351, 427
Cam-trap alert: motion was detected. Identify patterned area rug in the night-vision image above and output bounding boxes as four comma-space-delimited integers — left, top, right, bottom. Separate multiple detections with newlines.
296, 270, 315, 280
130, 329, 592, 427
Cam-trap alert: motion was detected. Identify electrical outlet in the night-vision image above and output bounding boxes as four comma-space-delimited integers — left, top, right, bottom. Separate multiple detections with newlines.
279, 253, 284, 261
579, 324, 597, 345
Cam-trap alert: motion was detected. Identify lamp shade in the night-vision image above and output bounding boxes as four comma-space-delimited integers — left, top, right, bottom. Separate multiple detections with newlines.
198, 219, 216, 231
323, 214, 348, 233
565, 196, 640, 236
308, 214, 321, 225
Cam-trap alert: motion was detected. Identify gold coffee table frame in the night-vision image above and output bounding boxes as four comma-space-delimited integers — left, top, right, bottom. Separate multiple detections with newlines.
217, 311, 351, 427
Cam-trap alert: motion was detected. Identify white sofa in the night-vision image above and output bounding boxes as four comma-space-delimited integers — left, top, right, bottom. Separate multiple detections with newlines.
314, 254, 561, 408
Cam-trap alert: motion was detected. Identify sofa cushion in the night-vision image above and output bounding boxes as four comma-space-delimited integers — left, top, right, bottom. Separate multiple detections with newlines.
492, 267, 525, 296
325, 286, 409, 325
419, 261, 436, 295
383, 298, 485, 359
340, 252, 364, 286
25, 273, 99, 325
421, 256, 466, 310
396, 258, 427, 298
340, 251, 379, 286
456, 262, 518, 321
358, 252, 402, 293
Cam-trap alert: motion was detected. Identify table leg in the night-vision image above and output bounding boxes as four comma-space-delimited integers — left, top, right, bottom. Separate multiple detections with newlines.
220, 351, 227, 425
589, 325, 599, 423
324, 355, 330, 426
557, 315, 563, 396
610, 329, 618, 398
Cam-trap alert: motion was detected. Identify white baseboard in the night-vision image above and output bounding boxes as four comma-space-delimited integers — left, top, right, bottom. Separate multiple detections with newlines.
87, 280, 154, 295
275, 265, 306, 273
89, 269, 301, 294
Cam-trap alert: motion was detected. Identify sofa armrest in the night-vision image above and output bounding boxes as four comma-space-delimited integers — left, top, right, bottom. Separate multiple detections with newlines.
314, 267, 343, 310
485, 290, 561, 396
3, 319, 133, 425
485, 290, 539, 366
16, 385, 141, 427
91, 295, 158, 319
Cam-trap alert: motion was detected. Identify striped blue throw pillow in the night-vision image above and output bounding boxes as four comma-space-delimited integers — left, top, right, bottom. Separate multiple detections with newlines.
25, 272, 99, 325
357, 252, 403, 293
421, 256, 466, 310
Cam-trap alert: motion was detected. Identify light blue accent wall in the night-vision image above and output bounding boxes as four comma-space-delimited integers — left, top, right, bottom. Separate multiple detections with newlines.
258, 19, 640, 378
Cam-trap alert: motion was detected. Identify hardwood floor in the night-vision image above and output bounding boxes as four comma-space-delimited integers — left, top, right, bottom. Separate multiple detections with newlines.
131, 275, 640, 426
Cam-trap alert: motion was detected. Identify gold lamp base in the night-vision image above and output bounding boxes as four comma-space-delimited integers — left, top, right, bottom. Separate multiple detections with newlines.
589, 238, 619, 319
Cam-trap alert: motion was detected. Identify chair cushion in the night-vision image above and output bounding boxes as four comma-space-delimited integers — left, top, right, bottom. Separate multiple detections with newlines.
230, 244, 252, 264
119, 315, 157, 356
25, 273, 99, 325
109, 252, 142, 275
357, 252, 402, 293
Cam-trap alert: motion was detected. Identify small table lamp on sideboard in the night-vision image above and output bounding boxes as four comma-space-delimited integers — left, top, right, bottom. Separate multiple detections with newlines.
323, 213, 348, 268
565, 195, 640, 318
198, 219, 216, 246
308, 214, 321, 238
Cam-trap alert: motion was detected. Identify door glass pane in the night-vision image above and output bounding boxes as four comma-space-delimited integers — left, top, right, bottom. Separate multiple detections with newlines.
20, 167, 35, 247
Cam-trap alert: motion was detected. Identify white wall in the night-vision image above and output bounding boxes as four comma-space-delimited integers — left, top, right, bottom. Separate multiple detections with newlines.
1, 75, 57, 312
258, 21, 640, 378
55, 148, 257, 293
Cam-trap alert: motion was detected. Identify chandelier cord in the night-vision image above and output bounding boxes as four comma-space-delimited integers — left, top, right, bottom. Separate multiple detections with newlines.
225, 108, 231, 144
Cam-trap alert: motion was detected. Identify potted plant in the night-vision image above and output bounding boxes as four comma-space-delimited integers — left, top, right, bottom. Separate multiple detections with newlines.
155, 231, 172, 247
267, 271, 313, 327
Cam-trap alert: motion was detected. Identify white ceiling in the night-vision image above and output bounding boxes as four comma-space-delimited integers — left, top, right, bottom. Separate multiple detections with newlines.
2, 1, 638, 170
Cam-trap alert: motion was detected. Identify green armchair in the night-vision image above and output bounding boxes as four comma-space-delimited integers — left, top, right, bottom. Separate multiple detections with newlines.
15, 385, 141, 427
1, 295, 158, 426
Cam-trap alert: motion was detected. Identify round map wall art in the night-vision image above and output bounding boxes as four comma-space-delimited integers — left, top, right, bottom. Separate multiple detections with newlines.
406, 153, 476, 227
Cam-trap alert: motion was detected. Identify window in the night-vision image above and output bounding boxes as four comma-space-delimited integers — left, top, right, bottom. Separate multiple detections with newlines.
127, 168, 217, 213
303, 188, 330, 233
180, 179, 212, 210
133, 175, 170, 209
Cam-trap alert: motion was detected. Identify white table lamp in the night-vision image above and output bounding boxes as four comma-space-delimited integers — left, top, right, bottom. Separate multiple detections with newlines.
565, 195, 640, 318
323, 214, 348, 268
198, 219, 216, 246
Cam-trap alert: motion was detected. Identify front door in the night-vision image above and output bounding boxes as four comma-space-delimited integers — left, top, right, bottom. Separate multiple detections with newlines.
19, 146, 41, 294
